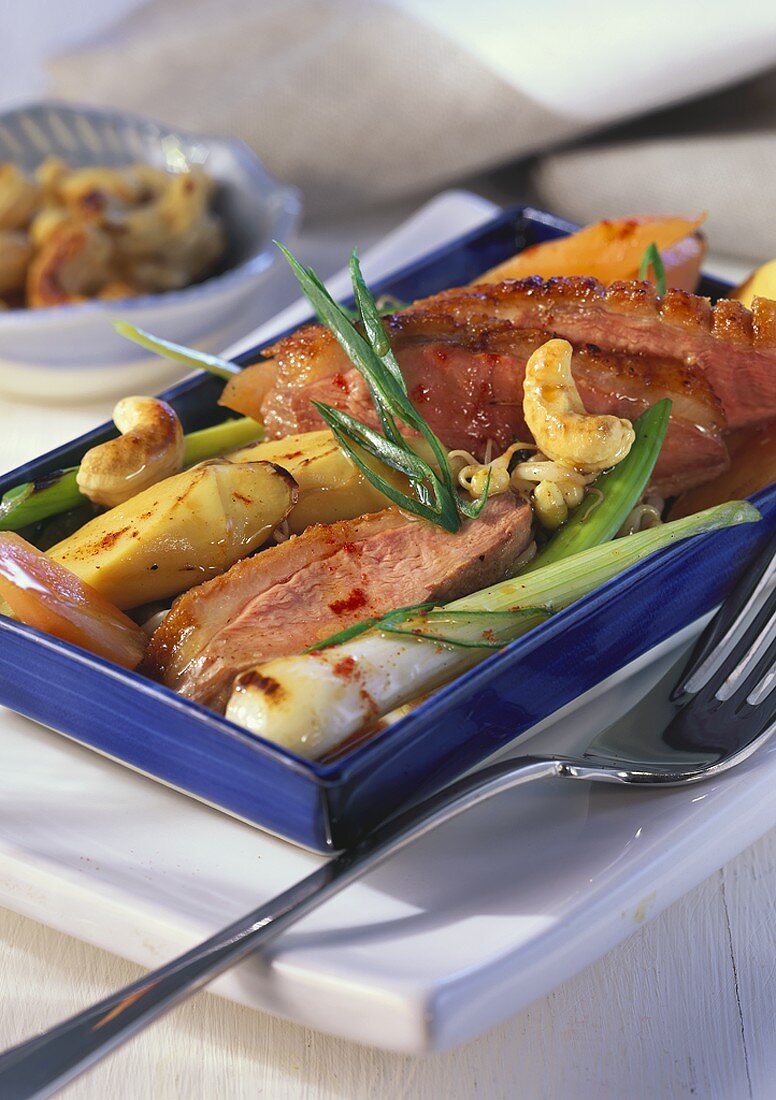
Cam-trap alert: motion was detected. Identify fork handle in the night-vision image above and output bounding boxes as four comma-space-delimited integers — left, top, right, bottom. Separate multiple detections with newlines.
0, 755, 561, 1099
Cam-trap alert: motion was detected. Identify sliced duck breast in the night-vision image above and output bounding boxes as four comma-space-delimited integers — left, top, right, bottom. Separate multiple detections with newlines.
147, 494, 532, 711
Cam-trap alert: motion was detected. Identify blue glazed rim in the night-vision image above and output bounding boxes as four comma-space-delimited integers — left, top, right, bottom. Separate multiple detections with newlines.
0, 100, 302, 328
0, 202, 765, 819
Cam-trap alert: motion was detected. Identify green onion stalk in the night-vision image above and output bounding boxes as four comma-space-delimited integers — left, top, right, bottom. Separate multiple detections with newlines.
0, 417, 263, 533
113, 322, 242, 380
639, 242, 667, 296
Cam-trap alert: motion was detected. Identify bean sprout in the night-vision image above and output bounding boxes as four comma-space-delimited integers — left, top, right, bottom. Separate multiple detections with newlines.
452, 441, 538, 500
580, 488, 604, 522
620, 499, 664, 536
451, 431, 632, 534
453, 438, 597, 531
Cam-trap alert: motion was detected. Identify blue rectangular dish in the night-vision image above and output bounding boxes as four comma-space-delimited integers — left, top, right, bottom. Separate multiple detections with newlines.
1, 205, 773, 851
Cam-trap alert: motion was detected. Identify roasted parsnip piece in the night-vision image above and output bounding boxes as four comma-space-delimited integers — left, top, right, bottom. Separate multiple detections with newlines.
231, 430, 394, 533
48, 460, 297, 609
232, 429, 466, 533
731, 261, 776, 309
0, 532, 146, 669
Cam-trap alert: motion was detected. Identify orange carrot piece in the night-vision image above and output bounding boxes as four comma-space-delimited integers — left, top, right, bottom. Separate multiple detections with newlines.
477, 215, 706, 289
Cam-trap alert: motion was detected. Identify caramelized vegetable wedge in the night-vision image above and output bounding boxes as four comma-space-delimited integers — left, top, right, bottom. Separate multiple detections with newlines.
48, 460, 297, 609
731, 261, 776, 309
232, 430, 405, 532
233, 429, 475, 533
0, 532, 146, 669
477, 215, 705, 290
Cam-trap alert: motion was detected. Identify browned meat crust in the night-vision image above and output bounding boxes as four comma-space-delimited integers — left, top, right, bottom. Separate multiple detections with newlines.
221, 277, 744, 494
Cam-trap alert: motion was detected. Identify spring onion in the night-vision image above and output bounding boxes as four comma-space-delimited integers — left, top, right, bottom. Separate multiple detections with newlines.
380, 607, 551, 648
114, 322, 241, 379
224, 499, 760, 759
524, 398, 671, 573
311, 605, 550, 653
0, 417, 263, 532
639, 242, 667, 296
177, 417, 263, 466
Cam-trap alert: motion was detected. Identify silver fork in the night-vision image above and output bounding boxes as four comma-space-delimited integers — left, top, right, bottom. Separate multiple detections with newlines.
2, 533, 775, 1100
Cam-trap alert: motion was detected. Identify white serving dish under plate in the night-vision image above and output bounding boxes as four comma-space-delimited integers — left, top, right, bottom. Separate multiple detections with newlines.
0, 101, 300, 401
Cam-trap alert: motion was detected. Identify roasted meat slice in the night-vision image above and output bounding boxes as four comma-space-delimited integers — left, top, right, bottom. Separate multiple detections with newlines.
146, 495, 532, 711
221, 276, 776, 494
221, 294, 729, 495
413, 278, 776, 433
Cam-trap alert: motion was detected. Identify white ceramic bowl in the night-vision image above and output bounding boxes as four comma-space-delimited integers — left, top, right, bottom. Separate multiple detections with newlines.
0, 102, 301, 401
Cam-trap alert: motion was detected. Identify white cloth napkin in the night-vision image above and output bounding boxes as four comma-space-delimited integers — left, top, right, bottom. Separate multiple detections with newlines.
390, 1, 776, 124
45, 0, 776, 260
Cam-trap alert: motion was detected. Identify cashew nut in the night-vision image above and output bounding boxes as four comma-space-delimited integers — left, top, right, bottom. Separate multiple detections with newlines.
0, 230, 32, 296
26, 221, 115, 307
116, 168, 224, 292
77, 396, 185, 508
523, 338, 635, 472
0, 164, 41, 230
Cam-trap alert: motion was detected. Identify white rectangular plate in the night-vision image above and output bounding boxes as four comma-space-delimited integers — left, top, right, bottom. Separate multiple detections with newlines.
1, 193, 775, 1053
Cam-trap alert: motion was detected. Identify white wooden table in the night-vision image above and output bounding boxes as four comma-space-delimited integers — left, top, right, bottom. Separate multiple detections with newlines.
1, 216, 774, 1100
2, 834, 774, 1099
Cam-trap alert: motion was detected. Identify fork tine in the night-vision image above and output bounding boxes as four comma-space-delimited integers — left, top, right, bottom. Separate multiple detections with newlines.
665, 529, 776, 755
665, 613, 776, 755
725, 637, 776, 737
746, 653, 776, 707
715, 610, 776, 702
671, 531, 776, 704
